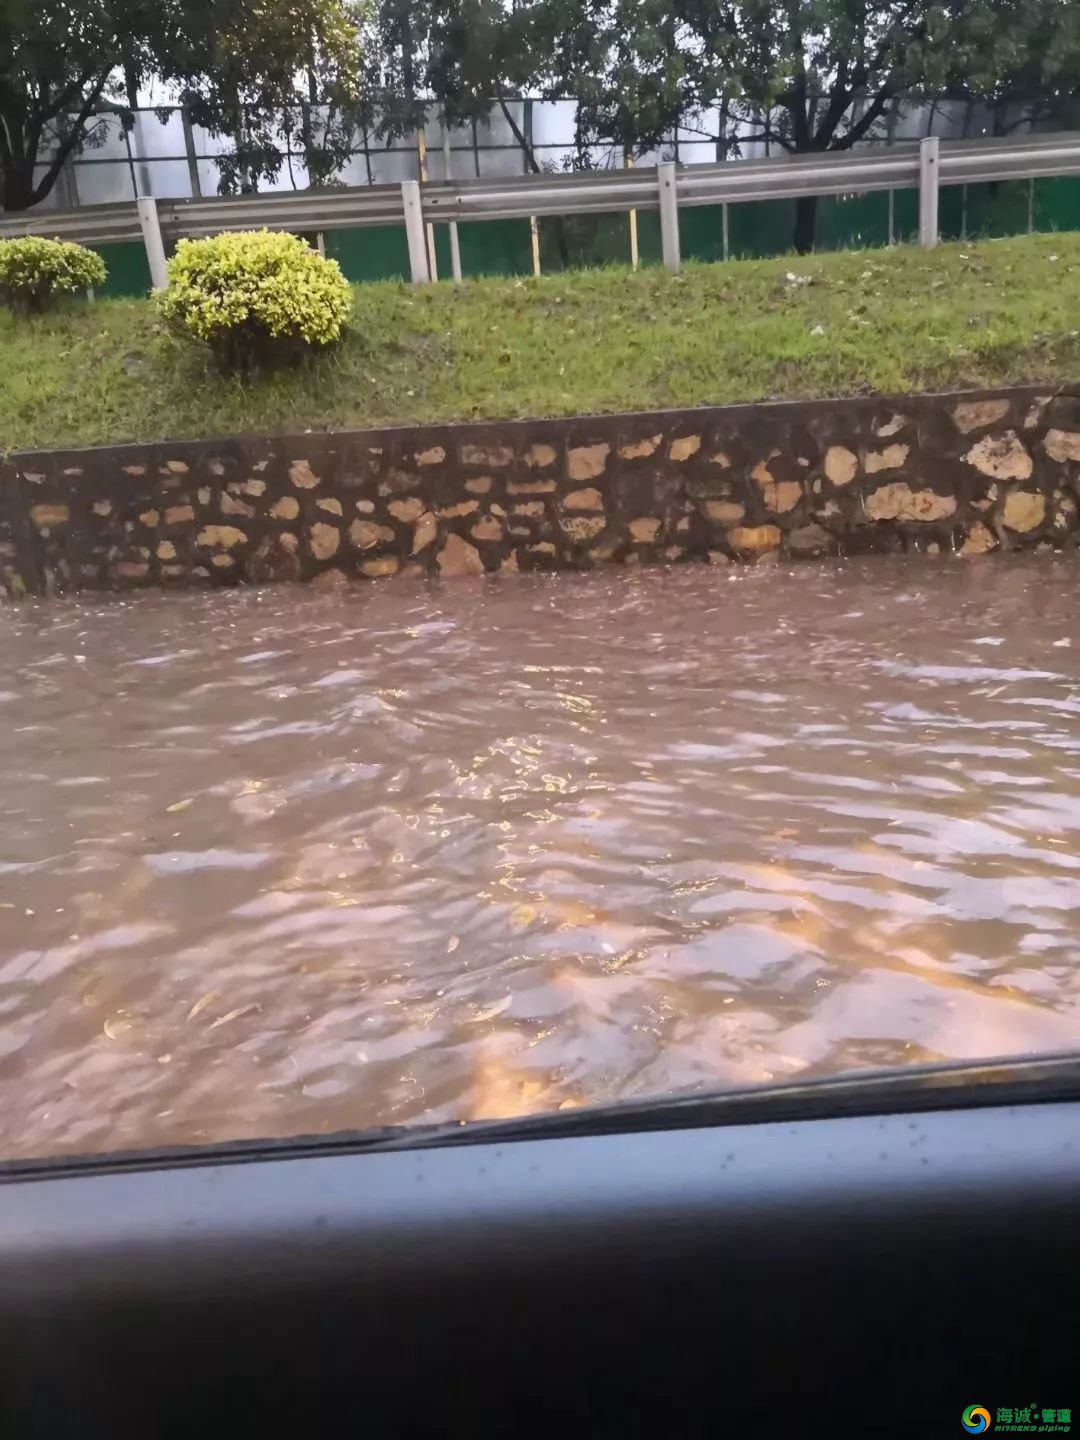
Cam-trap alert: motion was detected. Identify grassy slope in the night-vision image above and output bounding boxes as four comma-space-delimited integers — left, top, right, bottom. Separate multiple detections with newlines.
3, 233, 1080, 453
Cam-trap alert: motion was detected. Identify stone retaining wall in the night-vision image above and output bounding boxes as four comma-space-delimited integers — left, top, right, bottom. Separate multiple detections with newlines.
3, 384, 1080, 596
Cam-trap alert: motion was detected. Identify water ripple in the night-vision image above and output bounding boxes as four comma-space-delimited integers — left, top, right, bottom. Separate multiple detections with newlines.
2, 553, 1080, 1158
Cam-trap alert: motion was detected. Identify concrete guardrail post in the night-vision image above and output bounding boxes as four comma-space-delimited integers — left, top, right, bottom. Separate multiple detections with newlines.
919, 137, 940, 249
136, 196, 169, 290
402, 180, 431, 283
658, 161, 681, 272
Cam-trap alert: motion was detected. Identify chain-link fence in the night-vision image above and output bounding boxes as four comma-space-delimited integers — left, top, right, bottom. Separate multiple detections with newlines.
31, 95, 1047, 210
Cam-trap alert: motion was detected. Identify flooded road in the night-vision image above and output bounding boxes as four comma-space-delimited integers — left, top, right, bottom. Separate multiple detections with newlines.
3, 555, 1080, 1161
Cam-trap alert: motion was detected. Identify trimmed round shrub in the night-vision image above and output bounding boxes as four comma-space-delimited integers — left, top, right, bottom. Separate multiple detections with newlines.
158, 230, 352, 371
0, 236, 106, 314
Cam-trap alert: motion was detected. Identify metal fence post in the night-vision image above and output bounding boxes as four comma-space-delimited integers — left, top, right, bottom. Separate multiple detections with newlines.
136, 196, 169, 290
181, 106, 203, 199
658, 161, 681, 271
442, 122, 463, 283
626, 150, 639, 271
416, 126, 438, 281
402, 180, 431, 283
918, 137, 940, 249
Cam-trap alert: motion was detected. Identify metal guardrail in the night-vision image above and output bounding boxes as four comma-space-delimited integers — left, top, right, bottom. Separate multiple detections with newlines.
3, 131, 1080, 285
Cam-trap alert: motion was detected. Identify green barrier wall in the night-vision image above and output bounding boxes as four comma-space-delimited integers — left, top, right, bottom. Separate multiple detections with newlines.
91, 241, 152, 297
86, 175, 1080, 297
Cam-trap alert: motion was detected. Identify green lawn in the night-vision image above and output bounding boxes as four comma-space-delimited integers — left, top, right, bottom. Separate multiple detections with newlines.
3, 232, 1080, 453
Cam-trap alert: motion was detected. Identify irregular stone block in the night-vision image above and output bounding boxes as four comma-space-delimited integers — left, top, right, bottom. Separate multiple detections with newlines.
512, 501, 545, 517
965, 431, 1032, 481
289, 460, 319, 488
864, 444, 909, 474
438, 531, 484, 575
1054, 493, 1078, 531
961, 521, 997, 555
438, 500, 479, 519
30, 504, 70, 529
668, 436, 701, 463
1002, 490, 1046, 533
242, 479, 267, 497
411, 512, 438, 553
824, 446, 857, 486
567, 443, 610, 481
138, 509, 160, 527
563, 487, 603, 511
317, 498, 344, 516
525, 443, 557, 469
197, 525, 247, 550
760, 479, 802, 514
415, 447, 446, 466
462, 443, 513, 468
389, 497, 425, 523
620, 434, 663, 460
953, 399, 1010, 434
361, 557, 401, 578
509, 479, 557, 495
466, 476, 493, 494
93, 501, 113, 517
561, 516, 606, 543
1044, 429, 1080, 463
705, 500, 745, 524
471, 517, 503, 542
629, 517, 662, 542
156, 541, 177, 561
350, 520, 396, 549
864, 484, 956, 522
221, 494, 255, 518
270, 497, 300, 521
729, 525, 782, 553
875, 414, 907, 437
308, 523, 341, 560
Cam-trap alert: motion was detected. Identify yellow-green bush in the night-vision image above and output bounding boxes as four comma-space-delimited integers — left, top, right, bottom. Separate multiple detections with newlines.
158, 230, 352, 371
0, 236, 106, 314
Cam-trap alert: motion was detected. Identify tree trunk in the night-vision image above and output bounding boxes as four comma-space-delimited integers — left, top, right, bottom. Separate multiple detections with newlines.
1, 165, 37, 212
793, 194, 818, 253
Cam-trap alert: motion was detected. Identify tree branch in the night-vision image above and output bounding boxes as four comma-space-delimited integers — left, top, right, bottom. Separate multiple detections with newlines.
30, 84, 107, 204
494, 83, 539, 173
831, 87, 897, 150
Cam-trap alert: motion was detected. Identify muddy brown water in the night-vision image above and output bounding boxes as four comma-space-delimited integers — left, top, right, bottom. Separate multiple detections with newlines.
3, 555, 1080, 1160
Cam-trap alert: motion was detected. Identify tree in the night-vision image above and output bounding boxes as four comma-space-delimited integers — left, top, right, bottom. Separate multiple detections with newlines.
0, 0, 364, 211
680, 0, 1080, 252
938, 0, 1080, 133
532, 0, 721, 160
